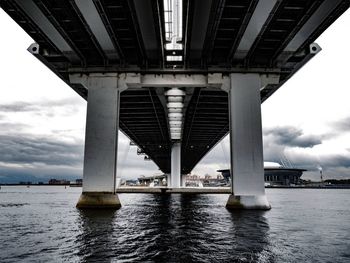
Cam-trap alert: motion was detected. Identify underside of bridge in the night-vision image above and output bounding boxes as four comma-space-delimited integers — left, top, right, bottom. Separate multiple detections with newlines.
2, 0, 348, 209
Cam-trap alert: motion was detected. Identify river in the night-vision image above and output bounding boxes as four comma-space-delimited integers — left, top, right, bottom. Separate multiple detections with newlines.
0, 186, 349, 262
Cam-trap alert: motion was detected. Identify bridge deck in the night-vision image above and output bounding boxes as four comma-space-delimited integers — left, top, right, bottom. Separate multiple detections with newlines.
1, 0, 349, 174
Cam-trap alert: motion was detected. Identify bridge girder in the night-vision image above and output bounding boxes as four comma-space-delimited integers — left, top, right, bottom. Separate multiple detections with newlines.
1, 0, 349, 174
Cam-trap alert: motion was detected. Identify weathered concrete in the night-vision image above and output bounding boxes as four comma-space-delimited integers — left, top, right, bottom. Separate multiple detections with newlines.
227, 73, 271, 209
166, 174, 171, 187
70, 75, 123, 208
226, 194, 271, 210
76, 192, 121, 209
171, 142, 181, 188
74, 76, 121, 193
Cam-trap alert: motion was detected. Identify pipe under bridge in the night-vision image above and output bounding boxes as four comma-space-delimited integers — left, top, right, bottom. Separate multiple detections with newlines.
1, 0, 348, 209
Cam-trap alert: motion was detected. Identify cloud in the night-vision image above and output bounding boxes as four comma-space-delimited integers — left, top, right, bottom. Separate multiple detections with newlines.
0, 134, 84, 166
260, 125, 350, 179
1, 99, 348, 182
289, 151, 350, 171
0, 131, 160, 182
0, 122, 30, 131
0, 98, 86, 141
263, 126, 323, 170
0, 102, 38, 112
0, 98, 83, 113
331, 116, 350, 132
193, 127, 326, 177
0, 98, 83, 121
264, 126, 322, 148
274, 150, 350, 179
318, 116, 350, 139
0, 133, 85, 183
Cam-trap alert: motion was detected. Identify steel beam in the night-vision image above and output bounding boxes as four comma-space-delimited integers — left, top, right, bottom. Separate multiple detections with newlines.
74, 0, 119, 60
284, 0, 343, 53
276, 0, 343, 64
233, 0, 278, 60
14, 0, 80, 62
133, 0, 159, 60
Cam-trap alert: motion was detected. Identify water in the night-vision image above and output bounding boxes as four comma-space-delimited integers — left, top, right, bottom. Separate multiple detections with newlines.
0, 187, 349, 263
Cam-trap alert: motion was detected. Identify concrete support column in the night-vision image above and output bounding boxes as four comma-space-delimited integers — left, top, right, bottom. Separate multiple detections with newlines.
171, 142, 181, 188
166, 174, 171, 187
226, 73, 270, 210
75, 76, 121, 208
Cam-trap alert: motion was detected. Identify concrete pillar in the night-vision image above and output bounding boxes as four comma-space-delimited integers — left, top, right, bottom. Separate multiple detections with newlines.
226, 73, 270, 210
171, 142, 181, 188
166, 174, 171, 187
76, 76, 121, 208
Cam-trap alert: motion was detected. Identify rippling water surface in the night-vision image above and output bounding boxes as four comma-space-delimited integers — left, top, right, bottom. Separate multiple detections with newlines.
0, 186, 349, 262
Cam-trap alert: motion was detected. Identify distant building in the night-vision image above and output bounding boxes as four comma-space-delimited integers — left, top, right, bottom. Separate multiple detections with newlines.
137, 175, 166, 186
264, 167, 306, 185
124, 179, 138, 186
218, 165, 307, 186
48, 179, 69, 185
185, 174, 202, 187
75, 179, 83, 185
184, 174, 227, 187
187, 174, 199, 180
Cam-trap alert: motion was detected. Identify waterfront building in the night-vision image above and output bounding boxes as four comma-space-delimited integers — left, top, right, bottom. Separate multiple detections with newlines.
48, 179, 70, 185
218, 165, 307, 186
75, 179, 83, 185
137, 175, 167, 186
264, 167, 306, 186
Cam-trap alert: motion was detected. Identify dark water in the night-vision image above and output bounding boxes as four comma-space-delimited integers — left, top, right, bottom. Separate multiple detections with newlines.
0, 187, 349, 262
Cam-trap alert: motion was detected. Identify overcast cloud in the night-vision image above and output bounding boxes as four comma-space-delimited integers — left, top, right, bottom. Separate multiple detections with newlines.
331, 116, 350, 133
264, 126, 322, 148
1, 8, 350, 182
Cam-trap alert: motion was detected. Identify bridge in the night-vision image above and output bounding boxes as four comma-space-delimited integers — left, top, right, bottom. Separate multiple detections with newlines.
1, 0, 348, 209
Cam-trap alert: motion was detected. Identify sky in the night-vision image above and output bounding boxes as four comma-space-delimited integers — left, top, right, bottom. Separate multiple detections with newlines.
0, 8, 349, 183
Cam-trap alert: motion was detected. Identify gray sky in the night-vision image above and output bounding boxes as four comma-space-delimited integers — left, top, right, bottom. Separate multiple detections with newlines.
0, 8, 349, 182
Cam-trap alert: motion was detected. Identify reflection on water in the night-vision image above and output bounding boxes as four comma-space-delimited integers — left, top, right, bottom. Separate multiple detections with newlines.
227, 211, 272, 262
1, 187, 350, 263
77, 209, 117, 262
75, 194, 273, 262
